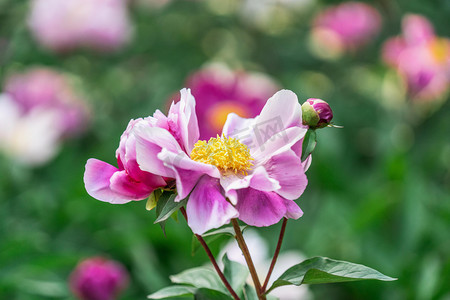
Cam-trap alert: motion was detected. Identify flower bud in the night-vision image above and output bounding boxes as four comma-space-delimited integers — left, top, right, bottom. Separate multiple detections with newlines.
69, 257, 128, 300
301, 98, 333, 129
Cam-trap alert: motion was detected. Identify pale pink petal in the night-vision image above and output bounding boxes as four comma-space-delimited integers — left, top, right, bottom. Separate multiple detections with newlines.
235, 189, 287, 227
84, 159, 131, 204
265, 150, 308, 200
133, 124, 182, 178
178, 88, 200, 153
222, 113, 255, 143
252, 127, 307, 164
157, 149, 220, 201
284, 199, 304, 219
186, 176, 238, 235
253, 90, 303, 144
220, 166, 280, 205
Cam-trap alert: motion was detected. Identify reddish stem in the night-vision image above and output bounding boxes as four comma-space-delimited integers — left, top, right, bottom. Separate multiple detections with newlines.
180, 207, 240, 300
261, 218, 288, 293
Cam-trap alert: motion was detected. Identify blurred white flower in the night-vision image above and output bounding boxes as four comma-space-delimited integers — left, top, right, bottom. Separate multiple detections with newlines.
220, 230, 313, 300
0, 94, 62, 166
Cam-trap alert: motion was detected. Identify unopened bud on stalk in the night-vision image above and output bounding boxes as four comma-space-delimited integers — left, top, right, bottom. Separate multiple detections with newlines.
301, 98, 333, 129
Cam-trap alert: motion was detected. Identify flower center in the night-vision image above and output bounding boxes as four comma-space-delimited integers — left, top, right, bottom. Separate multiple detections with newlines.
190, 135, 253, 175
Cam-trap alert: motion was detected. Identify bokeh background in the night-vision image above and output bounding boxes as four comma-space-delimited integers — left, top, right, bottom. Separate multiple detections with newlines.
1, 0, 449, 299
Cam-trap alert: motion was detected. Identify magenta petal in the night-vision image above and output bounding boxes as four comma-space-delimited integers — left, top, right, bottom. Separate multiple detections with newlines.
235, 189, 287, 227
84, 159, 132, 204
109, 170, 155, 200
284, 199, 303, 219
265, 150, 308, 200
186, 176, 238, 235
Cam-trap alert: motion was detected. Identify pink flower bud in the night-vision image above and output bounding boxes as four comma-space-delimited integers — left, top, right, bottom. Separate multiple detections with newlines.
69, 257, 128, 300
301, 98, 333, 129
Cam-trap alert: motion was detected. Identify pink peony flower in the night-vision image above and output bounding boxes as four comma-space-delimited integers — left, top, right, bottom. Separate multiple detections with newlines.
311, 2, 381, 55
69, 257, 128, 300
4, 67, 89, 135
84, 89, 197, 203
28, 0, 133, 52
382, 14, 450, 100
133, 89, 308, 234
175, 64, 279, 140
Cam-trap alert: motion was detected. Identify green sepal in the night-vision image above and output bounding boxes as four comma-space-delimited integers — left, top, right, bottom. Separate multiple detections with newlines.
301, 129, 317, 162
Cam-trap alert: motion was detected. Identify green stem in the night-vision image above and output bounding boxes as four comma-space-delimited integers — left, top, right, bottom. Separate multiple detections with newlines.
180, 207, 240, 300
231, 219, 266, 300
261, 218, 287, 293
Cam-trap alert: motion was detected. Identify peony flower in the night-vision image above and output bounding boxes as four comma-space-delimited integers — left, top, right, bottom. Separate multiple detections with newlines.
0, 67, 89, 166
133, 88, 308, 234
28, 0, 133, 52
84, 88, 197, 203
0, 94, 62, 166
175, 64, 279, 140
69, 257, 128, 300
220, 230, 313, 300
382, 14, 450, 101
4, 67, 89, 135
301, 98, 333, 129
310, 2, 381, 57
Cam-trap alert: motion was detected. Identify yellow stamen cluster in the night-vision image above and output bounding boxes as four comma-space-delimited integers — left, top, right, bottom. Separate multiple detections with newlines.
191, 135, 253, 175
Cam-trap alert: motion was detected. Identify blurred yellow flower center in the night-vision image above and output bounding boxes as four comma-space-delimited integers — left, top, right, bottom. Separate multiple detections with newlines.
208, 102, 249, 132
191, 135, 253, 175
429, 38, 449, 64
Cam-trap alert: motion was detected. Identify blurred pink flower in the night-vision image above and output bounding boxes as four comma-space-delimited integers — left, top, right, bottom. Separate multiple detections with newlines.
4, 68, 89, 135
69, 257, 128, 300
134, 89, 308, 234
175, 64, 279, 140
311, 2, 381, 55
28, 0, 133, 52
0, 68, 89, 165
382, 14, 450, 100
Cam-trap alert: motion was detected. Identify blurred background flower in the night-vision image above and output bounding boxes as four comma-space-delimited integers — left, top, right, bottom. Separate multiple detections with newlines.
0, 67, 89, 165
0, 0, 449, 299
69, 257, 128, 300
28, 0, 133, 53
310, 2, 381, 59
382, 14, 450, 101
172, 64, 279, 140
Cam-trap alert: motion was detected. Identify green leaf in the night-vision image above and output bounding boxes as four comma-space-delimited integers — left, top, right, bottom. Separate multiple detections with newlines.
301, 129, 317, 162
170, 267, 228, 294
222, 255, 249, 293
194, 288, 232, 300
267, 257, 397, 293
155, 192, 186, 224
147, 286, 196, 299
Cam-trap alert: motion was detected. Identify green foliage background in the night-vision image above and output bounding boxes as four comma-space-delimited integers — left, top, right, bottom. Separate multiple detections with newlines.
0, 0, 449, 299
